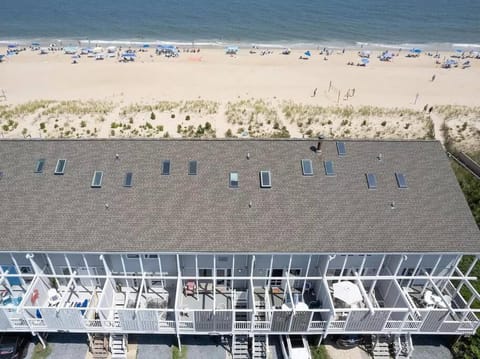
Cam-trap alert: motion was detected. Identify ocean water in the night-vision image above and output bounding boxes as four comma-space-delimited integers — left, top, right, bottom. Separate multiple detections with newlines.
1, 0, 479, 49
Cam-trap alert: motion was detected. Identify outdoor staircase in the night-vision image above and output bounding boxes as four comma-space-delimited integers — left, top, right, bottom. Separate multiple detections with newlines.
110, 334, 127, 359
368, 334, 412, 359
234, 290, 249, 323
255, 299, 266, 321
90, 333, 108, 359
232, 335, 250, 359
252, 335, 267, 359
390, 334, 412, 358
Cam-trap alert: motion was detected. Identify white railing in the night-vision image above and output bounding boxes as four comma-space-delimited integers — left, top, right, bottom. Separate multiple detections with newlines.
254, 321, 271, 330
9, 317, 29, 329
178, 321, 194, 330
84, 319, 103, 328
235, 321, 251, 330
385, 320, 403, 329
158, 321, 175, 329
26, 318, 47, 329
402, 321, 422, 331
328, 321, 346, 330
309, 321, 327, 330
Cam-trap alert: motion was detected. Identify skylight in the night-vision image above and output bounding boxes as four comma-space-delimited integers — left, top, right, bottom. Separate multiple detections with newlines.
34, 159, 45, 173
162, 160, 170, 175
395, 173, 408, 189
229, 172, 239, 188
188, 160, 197, 175
91, 171, 103, 188
324, 161, 335, 176
336, 141, 346, 156
260, 171, 271, 188
54, 159, 66, 175
124, 172, 133, 187
301, 159, 313, 176
366, 173, 377, 189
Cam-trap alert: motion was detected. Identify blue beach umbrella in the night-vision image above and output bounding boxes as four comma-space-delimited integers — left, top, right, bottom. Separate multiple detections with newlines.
7, 44, 17, 49
455, 49, 463, 53
304, 50, 311, 57
142, 44, 150, 48
361, 57, 369, 64
31, 42, 40, 47
410, 48, 422, 54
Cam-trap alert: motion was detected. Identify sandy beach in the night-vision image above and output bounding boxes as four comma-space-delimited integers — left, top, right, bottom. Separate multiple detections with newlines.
0, 47, 479, 151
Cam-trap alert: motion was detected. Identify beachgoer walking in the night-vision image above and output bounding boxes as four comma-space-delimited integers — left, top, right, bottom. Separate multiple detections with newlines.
313, 88, 317, 97
414, 93, 419, 105
429, 106, 434, 114
424, 104, 428, 112
431, 74, 436, 82
352, 88, 355, 96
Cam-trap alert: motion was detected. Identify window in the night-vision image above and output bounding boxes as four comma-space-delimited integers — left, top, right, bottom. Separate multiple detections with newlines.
229, 172, 239, 188
366, 173, 377, 189
35, 159, 45, 173
324, 160, 335, 176
126, 254, 139, 259
124, 172, 133, 187
395, 172, 408, 188
336, 141, 346, 156
144, 254, 159, 259
188, 160, 197, 175
20, 266, 33, 274
301, 159, 313, 176
162, 160, 171, 175
91, 171, 103, 188
260, 170, 271, 188
54, 159, 66, 175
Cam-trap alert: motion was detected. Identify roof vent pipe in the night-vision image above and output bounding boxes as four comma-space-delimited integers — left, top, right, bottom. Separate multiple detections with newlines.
316, 135, 325, 154
105, 203, 109, 210
377, 153, 383, 161
115, 153, 120, 160
247, 153, 250, 160
391, 201, 396, 209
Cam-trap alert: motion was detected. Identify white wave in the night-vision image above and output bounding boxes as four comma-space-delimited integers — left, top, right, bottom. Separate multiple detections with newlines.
453, 43, 480, 49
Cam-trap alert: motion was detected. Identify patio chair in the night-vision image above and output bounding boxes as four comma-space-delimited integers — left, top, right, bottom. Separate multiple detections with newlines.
183, 281, 196, 297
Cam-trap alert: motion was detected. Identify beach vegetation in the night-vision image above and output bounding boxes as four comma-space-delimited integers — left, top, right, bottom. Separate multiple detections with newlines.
111, 130, 115, 136
381, 121, 387, 126
185, 115, 190, 121
80, 121, 87, 128
225, 129, 233, 137
39, 122, 46, 130
163, 132, 170, 138
310, 345, 331, 359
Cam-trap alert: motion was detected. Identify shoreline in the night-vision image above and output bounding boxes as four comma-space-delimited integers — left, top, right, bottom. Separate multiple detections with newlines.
2, 39, 480, 52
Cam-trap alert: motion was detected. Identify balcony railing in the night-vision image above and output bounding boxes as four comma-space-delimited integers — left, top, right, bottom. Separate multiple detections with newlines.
235, 321, 251, 330
254, 321, 271, 330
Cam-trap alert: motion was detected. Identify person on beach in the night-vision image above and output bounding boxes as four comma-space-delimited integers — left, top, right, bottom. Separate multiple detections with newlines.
313, 88, 317, 97
431, 74, 436, 82
414, 93, 419, 105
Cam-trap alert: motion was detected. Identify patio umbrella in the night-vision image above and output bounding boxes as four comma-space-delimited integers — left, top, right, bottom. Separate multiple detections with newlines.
304, 50, 311, 57
333, 281, 363, 306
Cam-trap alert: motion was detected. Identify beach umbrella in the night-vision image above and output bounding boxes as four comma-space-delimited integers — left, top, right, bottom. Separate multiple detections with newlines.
333, 281, 363, 306
71, 55, 80, 59
31, 42, 40, 47
411, 48, 422, 54
93, 47, 104, 54
455, 49, 463, 53
142, 44, 150, 48
7, 44, 17, 49
304, 50, 311, 57
361, 57, 369, 64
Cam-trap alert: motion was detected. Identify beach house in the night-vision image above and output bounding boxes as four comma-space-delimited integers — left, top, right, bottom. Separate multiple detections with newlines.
0, 139, 479, 358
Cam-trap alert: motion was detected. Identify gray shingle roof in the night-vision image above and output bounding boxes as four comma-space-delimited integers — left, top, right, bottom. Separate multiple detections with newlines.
0, 139, 478, 253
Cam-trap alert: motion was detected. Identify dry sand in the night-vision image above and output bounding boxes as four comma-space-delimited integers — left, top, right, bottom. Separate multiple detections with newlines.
0, 47, 479, 152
